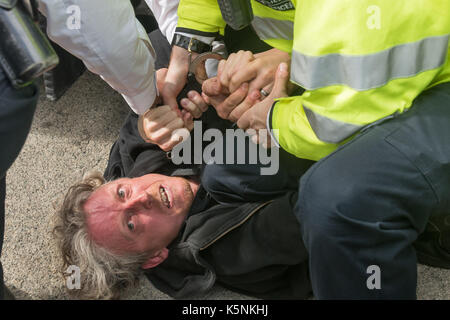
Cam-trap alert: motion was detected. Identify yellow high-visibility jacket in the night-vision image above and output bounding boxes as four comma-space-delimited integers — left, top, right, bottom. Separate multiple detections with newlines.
270, 0, 450, 160
176, 0, 296, 52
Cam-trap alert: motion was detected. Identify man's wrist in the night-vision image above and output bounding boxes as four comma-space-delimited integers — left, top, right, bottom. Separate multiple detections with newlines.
150, 95, 161, 109
170, 45, 200, 66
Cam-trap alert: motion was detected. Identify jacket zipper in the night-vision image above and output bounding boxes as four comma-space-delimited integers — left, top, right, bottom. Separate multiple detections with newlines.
199, 200, 273, 251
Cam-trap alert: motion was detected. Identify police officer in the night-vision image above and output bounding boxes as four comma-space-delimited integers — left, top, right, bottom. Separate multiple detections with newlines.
0, 54, 39, 300
235, 0, 450, 299
0, 0, 165, 299
170, 0, 450, 299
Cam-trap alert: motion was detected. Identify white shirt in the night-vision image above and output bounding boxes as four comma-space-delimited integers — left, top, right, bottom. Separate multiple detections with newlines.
144, 0, 179, 43
38, 0, 163, 115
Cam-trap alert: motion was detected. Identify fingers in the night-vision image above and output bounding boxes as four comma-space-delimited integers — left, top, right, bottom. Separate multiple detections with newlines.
219, 52, 238, 89
229, 61, 258, 93
236, 106, 263, 132
201, 92, 211, 105
151, 117, 186, 152
188, 90, 208, 112
214, 82, 249, 119
247, 130, 274, 149
219, 51, 254, 93
238, 108, 274, 148
144, 109, 179, 133
231, 51, 253, 75
164, 127, 191, 151
180, 91, 208, 119
237, 91, 275, 145
181, 110, 194, 131
232, 64, 289, 129
228, 89, 261, 122
143, 106, 177, 132
150, 116, 184, 143
261, 83, 274, 96
270, 62, 290, 99
203, 92, 227, 109
227, 51, 254, 92
217, 59, 226, 82
253, 83, 273, 101
247, 67, 275, 95
180, 97, 203, 118
236, 107, 252, 130
230, 58, 275, 97
202, 77, 223, 96
159, 135, 185, 152
141, 105, 188, 151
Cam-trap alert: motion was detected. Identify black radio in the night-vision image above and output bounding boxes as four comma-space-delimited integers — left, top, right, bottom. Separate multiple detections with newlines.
0, 0, 59, 88
217, 0, 254, 31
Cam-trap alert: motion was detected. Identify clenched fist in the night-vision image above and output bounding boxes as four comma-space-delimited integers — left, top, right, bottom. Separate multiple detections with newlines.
140, 105, 191, 151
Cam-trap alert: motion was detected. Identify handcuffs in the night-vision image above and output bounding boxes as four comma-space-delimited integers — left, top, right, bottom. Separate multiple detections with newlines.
138, 51, 225, 143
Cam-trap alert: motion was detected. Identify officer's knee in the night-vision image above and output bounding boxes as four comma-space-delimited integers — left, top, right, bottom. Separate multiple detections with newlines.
296, 162, 365, 243
200, 164, 224, 195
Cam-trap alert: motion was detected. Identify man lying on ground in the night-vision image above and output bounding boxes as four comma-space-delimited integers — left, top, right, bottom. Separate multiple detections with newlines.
54, 30, 312, 296
54, 59, 450, 299
53, 110, 314, 299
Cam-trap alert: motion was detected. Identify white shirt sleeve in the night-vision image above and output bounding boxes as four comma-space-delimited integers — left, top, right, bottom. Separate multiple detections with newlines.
144, 0, 179, 43
38, 0, 157, 115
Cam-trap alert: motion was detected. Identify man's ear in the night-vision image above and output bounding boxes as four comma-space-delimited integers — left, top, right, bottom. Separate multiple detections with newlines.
141, 248, 169, 269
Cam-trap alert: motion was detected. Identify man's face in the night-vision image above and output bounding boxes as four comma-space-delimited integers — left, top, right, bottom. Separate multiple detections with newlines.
83, 174, 197, 256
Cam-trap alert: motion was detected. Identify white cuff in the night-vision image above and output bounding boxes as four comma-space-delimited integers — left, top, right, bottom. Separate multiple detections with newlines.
266, 103, 281, 148
121, 72, 158, 115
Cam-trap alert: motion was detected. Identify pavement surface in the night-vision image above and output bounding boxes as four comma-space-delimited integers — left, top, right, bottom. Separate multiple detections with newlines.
2, 71, 449, 300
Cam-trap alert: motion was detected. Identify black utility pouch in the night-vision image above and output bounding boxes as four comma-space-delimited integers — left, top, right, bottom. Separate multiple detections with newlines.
0, 0, 58, 88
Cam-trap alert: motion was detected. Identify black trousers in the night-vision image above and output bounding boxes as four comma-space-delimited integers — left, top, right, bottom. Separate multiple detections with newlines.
202, 82, 450, 299
0, 67, 38, 299
295, 82, 450, 299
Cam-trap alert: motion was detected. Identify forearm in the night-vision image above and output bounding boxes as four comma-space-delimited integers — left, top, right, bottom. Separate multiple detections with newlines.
38, 0, 157, 114
162, 45, 201, 108
270, 74, 437, 161
268, 97, 339, 161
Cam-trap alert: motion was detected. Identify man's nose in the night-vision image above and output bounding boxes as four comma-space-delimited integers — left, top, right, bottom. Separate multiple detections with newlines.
127, 191, 152, 209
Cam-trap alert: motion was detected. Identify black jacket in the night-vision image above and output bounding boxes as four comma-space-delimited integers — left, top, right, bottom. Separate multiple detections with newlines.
147, 187, 310, 299
104, 112, 312, 299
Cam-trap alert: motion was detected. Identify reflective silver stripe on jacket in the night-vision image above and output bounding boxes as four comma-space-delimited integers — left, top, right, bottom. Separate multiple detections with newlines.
292, 34, 449, 91
251, 16, 294, 40
303, 105, 364, 143
304, 106, 400, 144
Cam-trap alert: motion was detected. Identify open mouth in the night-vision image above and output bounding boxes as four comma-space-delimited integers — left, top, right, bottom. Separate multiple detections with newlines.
159, 185, 171, 208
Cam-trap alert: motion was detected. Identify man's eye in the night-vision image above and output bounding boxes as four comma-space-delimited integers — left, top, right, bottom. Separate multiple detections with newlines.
127, 221, 135, 231
118, 189, 126, 199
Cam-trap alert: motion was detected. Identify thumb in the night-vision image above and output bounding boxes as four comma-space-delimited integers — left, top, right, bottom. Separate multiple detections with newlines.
202, 77, 222, 96
270, 62, 289, 99
237, 108, 251, 130
182, 110, 194, 130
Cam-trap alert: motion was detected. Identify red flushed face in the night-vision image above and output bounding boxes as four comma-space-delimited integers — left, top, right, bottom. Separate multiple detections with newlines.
83, 174, 199, 256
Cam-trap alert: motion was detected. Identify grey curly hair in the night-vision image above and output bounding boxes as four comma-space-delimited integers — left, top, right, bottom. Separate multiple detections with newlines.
53, 171, 151, 299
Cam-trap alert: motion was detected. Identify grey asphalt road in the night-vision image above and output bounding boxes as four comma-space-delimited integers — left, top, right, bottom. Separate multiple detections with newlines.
2, 71, 449, 299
